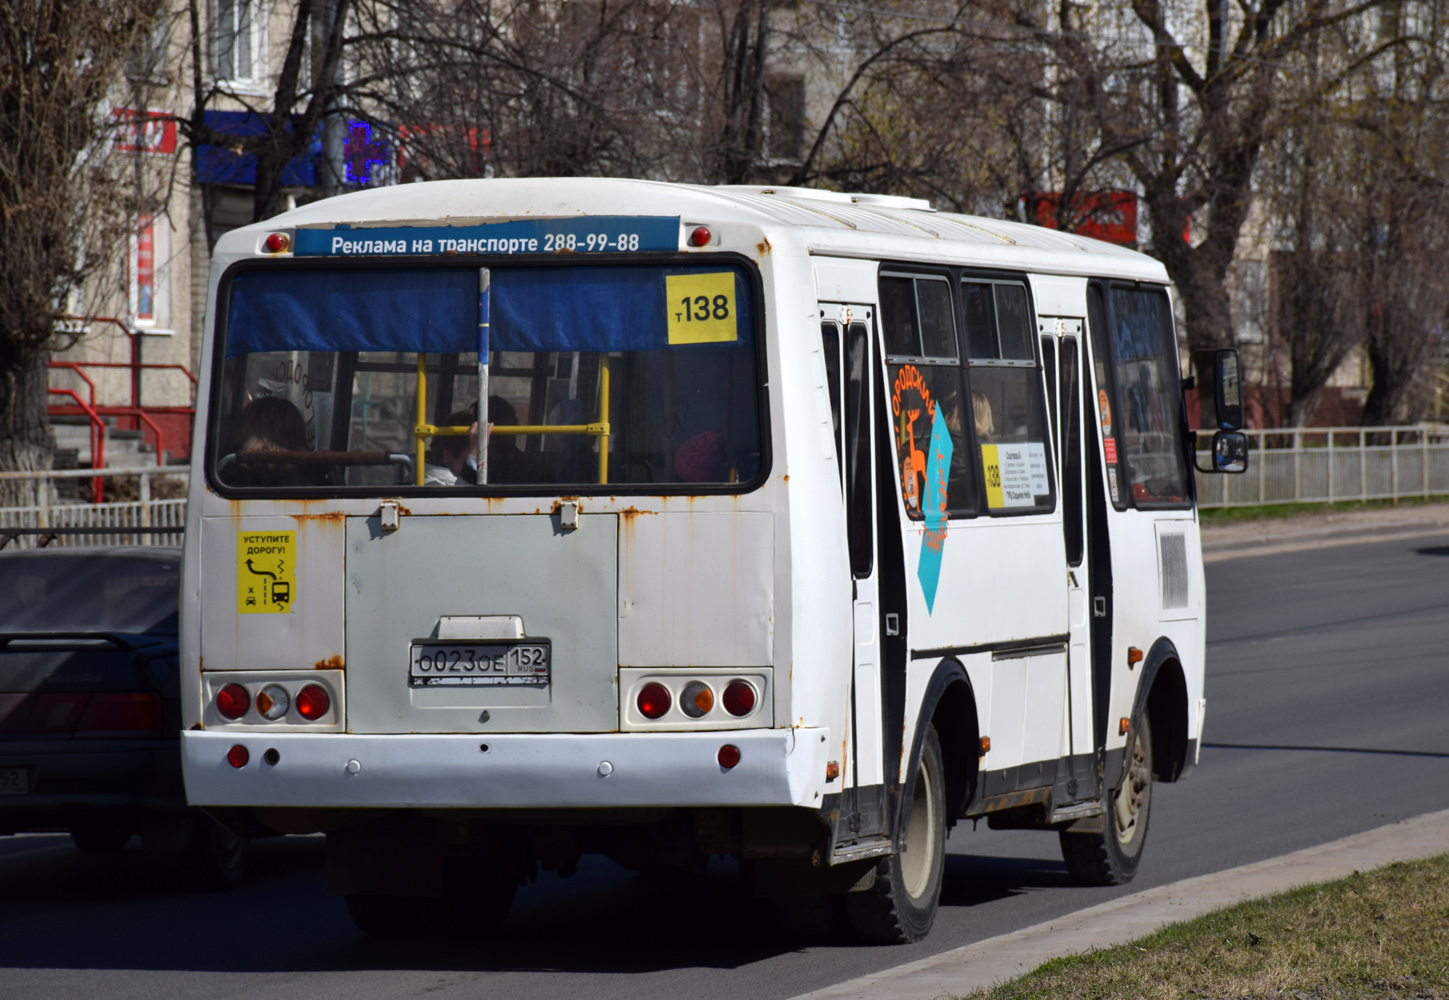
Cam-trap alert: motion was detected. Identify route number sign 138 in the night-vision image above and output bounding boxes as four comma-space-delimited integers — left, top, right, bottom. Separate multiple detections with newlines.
666, 273, 737, 345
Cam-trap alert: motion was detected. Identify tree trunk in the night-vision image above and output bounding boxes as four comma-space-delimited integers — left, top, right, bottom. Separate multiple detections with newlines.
0, 348, 55, 508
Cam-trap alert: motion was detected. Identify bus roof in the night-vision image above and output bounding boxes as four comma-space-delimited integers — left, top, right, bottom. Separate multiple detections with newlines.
219, 177, 1170, 283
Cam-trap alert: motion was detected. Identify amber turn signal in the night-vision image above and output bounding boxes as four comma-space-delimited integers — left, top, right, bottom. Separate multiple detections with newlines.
1120, 717, 1131, 736
1127, 646, 1143, 667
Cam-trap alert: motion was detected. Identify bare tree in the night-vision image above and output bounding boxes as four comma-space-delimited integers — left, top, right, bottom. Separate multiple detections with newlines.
0, 0, 164, 498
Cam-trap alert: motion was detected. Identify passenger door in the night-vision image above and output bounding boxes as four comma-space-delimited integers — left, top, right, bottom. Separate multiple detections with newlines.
820, 301, 888, 842
1042, 317, 1098, 803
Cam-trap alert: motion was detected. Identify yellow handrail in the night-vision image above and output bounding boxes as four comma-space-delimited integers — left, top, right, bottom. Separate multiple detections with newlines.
412, 353, 612, 485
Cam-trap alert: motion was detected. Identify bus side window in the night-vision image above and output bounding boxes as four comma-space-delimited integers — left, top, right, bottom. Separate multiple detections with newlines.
962, 281, 1055, 515
879, 271, 976, 520
821, 322, 844, 491
845, 322, 873, 577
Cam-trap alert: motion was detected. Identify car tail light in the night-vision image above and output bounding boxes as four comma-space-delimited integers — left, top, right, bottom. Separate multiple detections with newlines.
216, 683, 250, 719
77, 693, 163, 732
636, 682, 671, 720
722, 680, 756, 717
295, 684, 330, 721
256, 684, 290, 721
680, 681, 714, 718
227, 744, 249, 768
718, 744, 741, 768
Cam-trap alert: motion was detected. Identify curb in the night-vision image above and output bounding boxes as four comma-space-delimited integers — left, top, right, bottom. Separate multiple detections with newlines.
791, 808, 1449, 1000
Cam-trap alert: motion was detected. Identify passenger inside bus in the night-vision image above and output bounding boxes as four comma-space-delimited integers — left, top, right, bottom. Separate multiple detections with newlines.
424, 409, 477, 486
229, 396, 314, 488
972, 390, 995, 442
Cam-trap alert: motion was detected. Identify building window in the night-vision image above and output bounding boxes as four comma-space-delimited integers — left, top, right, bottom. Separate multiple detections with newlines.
216, 0, 260, 84
766, 76, 805, 163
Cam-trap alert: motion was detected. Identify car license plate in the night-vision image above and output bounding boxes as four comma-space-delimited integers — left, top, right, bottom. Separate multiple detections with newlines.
0, 768, 29, 796
409, 641, 550, 687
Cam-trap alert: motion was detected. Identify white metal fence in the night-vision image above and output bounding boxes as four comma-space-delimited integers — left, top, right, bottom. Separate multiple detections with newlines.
1196, 424, 1449, 508
0, 466, 188, 549
1, 426, 1445, 538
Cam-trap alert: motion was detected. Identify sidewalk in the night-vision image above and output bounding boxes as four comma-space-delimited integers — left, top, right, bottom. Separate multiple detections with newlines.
792, 808, 1449, 1000
1200, 501, 1449, 561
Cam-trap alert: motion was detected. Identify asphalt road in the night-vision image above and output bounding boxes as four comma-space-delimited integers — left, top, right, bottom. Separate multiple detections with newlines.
3, 534, 1447, 1000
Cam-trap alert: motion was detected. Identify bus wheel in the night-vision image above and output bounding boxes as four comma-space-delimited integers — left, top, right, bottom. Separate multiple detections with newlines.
1061, 713, 1153, 886
844, 725, 946, 944
183, 814, 250, 891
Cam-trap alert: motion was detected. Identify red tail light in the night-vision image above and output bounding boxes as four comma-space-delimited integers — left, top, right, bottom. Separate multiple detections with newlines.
718, 744, 741, 768
216, 683, 249, 719
295, 684, 330, 721
722, 680, 756, 717
227, 744, 249, 768
636, 682, 671, 720
77, 693, 163, 732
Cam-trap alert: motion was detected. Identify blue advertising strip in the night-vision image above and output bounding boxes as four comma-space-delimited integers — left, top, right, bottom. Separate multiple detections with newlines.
917, 408, 955, 615
293, 217, 681, 257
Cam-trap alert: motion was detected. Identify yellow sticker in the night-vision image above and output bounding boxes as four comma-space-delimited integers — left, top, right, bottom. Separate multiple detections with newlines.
237, 530, 296, 614
981, 444, 1004, 510
666, 273, 738, 345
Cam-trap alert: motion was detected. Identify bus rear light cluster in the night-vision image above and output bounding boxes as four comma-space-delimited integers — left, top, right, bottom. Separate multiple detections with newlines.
630, 676, 762, 724
208, 678, 336, 725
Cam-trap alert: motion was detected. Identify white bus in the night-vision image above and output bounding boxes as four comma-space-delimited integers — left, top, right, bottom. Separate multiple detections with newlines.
181, 179, 1246, 942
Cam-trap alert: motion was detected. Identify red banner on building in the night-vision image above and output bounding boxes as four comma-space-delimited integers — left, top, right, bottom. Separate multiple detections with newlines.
113, 109, 177, 155
135, 216, 155, 322
1029, 191, 1138, 245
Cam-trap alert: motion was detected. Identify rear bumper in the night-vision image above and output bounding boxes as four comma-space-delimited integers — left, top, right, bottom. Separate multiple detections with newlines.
183, 729, 830, 809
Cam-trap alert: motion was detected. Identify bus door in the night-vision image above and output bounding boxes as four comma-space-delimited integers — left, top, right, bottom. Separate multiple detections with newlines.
820, 300, 889, 845
1043, 317, 1098, 804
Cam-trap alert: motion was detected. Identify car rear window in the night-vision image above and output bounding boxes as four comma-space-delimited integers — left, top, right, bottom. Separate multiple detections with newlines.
0, 554, 180, 634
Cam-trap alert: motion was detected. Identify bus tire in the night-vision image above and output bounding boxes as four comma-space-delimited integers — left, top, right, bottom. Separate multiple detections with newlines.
1060, 713, 1153, 886
844, 725, 946, 944
183, 814, 250, 891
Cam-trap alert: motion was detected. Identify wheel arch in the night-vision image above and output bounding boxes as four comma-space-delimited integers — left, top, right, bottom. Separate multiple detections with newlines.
1131, 637, 1190, 784
899, 658, 979, 834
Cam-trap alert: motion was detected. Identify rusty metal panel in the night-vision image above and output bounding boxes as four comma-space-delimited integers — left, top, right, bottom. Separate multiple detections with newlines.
197, 514, 346, 674
343, 512, 618, 733
618, 511, 774, 667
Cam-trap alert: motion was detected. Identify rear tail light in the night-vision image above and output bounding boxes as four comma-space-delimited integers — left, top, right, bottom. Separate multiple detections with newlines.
256, 684, 290, 721
295, 684, 330, 721
636, 682, 671, 720
680, 681, 714, 718
718, 744, 741, 768
722, 680, 757, 717
216, 683, 250, 719
76, 693, 163, 732
227, 744, 249, 768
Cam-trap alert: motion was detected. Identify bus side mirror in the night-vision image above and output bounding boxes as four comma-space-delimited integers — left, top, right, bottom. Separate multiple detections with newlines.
1197, 429, 1248, 474
1192, 349, 1244, 431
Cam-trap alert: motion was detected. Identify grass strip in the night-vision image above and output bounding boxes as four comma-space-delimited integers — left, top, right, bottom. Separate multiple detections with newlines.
1200, 496, 1449, 523
959, 854, 1449, 1000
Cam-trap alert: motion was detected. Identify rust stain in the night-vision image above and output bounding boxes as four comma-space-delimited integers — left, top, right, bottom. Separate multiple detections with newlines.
756, 236, 772, 256
292, 511, 345, 523
314, 654, 344, 670
782, 474, 789, 483
618, 506, 656, 522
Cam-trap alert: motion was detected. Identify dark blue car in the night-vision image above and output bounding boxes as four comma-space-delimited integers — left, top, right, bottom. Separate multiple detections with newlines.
0, 547, 248, 889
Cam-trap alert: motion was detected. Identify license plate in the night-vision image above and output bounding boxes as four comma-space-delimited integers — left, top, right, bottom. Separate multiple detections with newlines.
409, 641, 550, 687
0, 768, 29, 796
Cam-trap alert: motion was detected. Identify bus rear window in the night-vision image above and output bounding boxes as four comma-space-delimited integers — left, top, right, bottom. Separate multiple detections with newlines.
210, 264, 763, 493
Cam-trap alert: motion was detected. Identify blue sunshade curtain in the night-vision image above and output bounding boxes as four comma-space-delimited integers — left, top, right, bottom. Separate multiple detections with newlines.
224, 266, 752, 358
